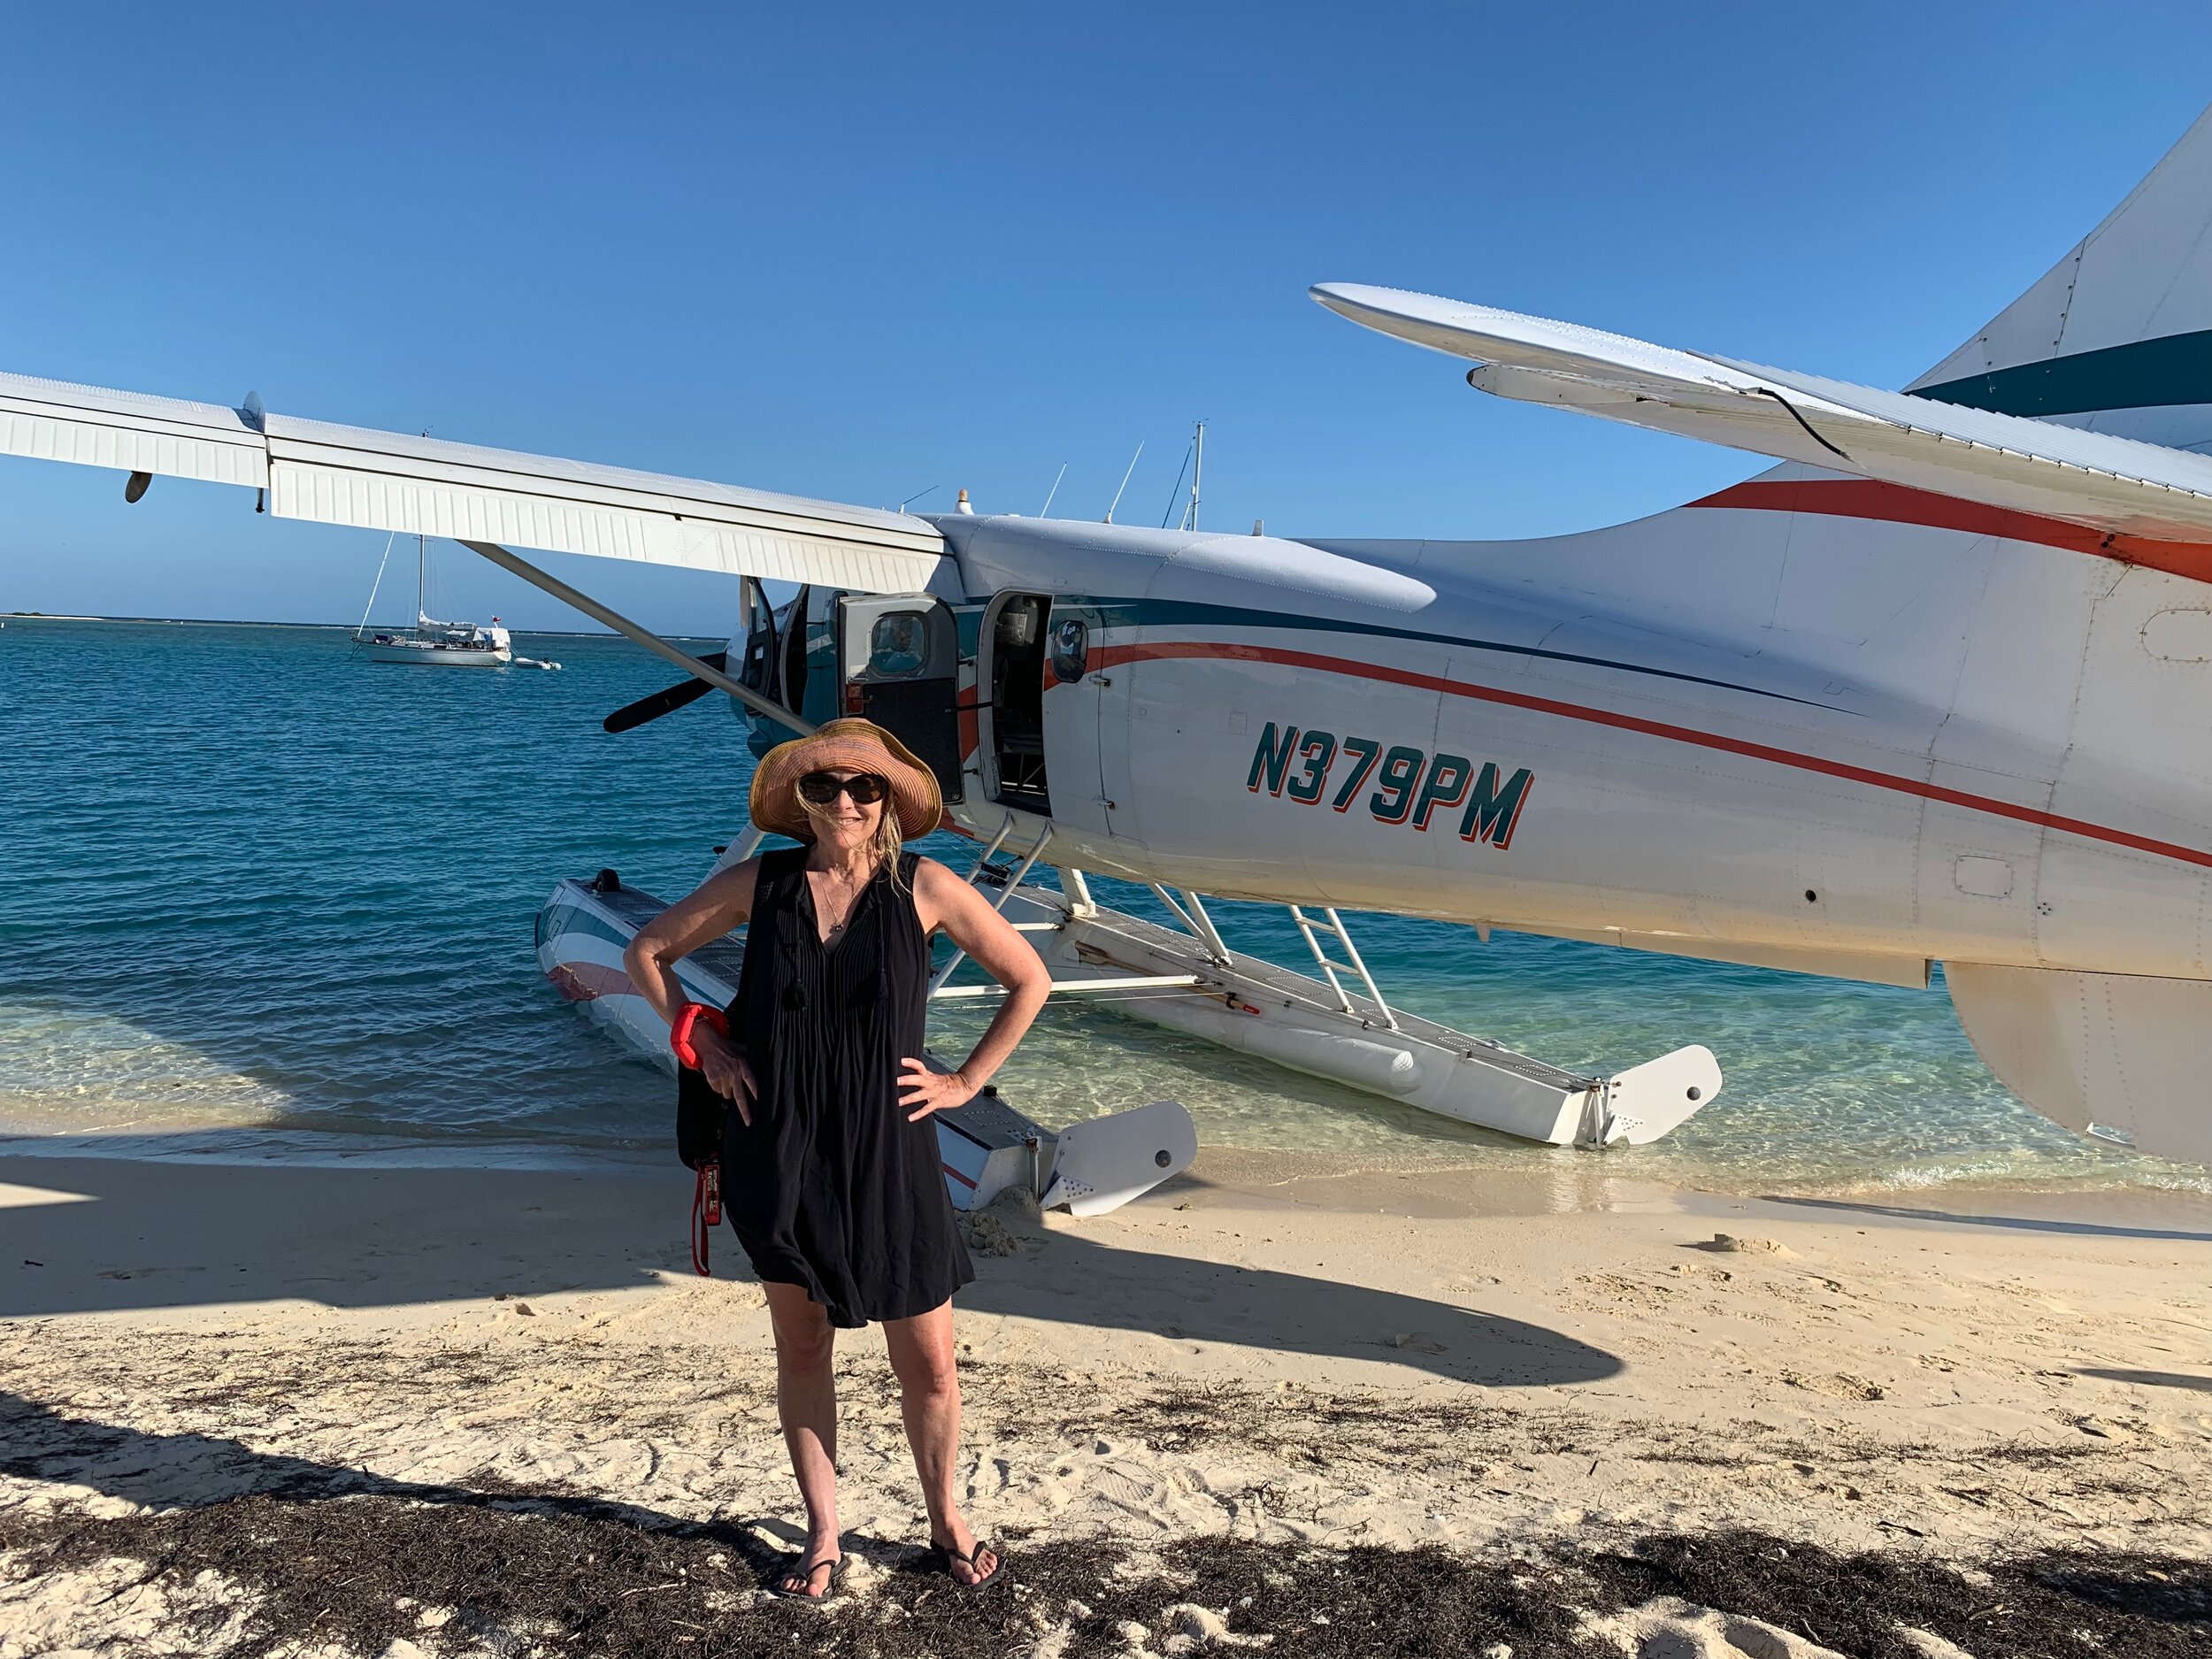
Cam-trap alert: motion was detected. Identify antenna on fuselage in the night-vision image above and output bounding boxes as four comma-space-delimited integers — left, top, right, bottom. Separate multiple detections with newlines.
897, 483, 941, 513
1103, 442, 1143, 523
1040, 462, 1067, 518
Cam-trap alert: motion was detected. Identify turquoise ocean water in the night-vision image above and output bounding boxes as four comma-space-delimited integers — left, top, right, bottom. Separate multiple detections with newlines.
2, 616, 2202, 1198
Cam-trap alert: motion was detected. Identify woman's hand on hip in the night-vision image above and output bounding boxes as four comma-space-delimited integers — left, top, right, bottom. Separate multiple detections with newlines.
898, 1057, 974, 1122
692, 1028, 757, 1125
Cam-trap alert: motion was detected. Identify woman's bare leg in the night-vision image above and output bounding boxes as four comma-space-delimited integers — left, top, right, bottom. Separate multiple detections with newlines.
763, 1281, 841, 1593
882, 1300, 998, 1585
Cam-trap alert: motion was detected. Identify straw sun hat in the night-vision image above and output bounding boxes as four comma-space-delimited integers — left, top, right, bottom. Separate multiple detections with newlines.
748, 718, 944, 842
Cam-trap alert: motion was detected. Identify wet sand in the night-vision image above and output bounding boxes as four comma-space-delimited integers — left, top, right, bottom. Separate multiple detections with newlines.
3, 1147, 2209, 1655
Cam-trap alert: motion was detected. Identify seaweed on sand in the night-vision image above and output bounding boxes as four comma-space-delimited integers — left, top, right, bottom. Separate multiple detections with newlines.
3, 1489, 2208, 1659
0, 1489, 1609, 1659
1590, 1530, 2212, 1659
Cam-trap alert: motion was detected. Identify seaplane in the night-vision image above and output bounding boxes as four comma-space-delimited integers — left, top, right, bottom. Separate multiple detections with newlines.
10, 104, 2212, 1215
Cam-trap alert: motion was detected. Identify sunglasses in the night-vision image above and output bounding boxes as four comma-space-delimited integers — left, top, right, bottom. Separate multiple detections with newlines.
797, 771, 890, 806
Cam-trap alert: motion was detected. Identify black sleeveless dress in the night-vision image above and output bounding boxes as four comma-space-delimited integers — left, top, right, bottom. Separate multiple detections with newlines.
721, 847, 973, 1328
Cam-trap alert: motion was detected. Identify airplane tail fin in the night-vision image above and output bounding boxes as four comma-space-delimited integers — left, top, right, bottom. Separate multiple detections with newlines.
1909, 105, 2212, 450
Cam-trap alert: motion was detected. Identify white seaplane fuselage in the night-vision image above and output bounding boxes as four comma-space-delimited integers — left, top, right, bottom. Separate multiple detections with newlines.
920, 495, 2208, 993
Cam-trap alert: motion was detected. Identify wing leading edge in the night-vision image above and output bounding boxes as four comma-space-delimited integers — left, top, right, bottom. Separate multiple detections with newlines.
1311, 282, 2212, 549
0, 369, 946, 594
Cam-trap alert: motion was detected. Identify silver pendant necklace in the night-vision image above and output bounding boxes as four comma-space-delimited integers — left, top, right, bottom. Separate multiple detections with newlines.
813, 866, 864, 940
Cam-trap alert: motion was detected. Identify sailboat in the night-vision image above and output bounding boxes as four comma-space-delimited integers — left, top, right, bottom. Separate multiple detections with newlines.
353, 530, 514, 667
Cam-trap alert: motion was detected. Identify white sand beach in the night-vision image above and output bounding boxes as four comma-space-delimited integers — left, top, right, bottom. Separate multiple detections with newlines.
3, 1148, 2209, 1655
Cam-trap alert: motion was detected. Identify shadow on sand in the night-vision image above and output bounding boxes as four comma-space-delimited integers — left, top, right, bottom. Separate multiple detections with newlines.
0, 1391, 690, 1529
2074, 1367, 2212, 1394
0, 1147, 1619, 1387
1762, 1194, 2212, 1243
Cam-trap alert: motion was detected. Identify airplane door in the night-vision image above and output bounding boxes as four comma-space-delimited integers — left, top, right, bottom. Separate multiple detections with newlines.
1041, 600, 1135, 842
1087, 609, 1140, 845
834, 594, 964, 804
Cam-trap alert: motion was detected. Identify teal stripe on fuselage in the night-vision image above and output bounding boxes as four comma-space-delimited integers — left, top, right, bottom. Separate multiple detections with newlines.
1913, 328, 2212, 418
1077, 597, 1834, 710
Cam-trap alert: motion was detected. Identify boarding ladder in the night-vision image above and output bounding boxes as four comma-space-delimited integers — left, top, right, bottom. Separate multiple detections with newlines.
1286, 905, 1399, 1032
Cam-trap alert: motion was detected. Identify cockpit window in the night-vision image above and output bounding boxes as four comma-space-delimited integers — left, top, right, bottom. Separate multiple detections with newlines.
869, 611, 928, 678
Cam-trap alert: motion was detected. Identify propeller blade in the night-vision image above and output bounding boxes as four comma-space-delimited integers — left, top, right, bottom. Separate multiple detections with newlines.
603, 652, 728, 733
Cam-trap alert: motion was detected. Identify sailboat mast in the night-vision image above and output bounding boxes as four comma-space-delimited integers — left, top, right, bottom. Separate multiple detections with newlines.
1187, 420, 1204, 532
1175, 420, 1206, 532
414, 431, 432, 629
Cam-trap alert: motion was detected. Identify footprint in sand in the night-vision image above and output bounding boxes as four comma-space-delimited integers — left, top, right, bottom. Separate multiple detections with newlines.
1669, 1263, 1734, 1283
1696, 1233, 1799, 1258
1780, 1370, 1885, 1402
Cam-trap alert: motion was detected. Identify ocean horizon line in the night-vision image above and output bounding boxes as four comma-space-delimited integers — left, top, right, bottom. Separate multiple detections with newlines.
3, 611, 724, 641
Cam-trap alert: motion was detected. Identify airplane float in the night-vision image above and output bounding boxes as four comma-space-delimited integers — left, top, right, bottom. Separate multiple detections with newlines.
9, 104, 2212, 1209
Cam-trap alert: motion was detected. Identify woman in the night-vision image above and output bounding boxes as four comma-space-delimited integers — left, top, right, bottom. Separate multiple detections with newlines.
624, 718, 1049, 1600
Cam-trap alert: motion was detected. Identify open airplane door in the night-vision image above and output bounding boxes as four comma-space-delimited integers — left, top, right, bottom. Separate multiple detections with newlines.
835, 594, 964, 804
1039, 599, 1117, 840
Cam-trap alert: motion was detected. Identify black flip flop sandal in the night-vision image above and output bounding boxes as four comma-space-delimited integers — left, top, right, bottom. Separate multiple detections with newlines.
769, 1553, 848, 1601
925, 1536, 1005, 1590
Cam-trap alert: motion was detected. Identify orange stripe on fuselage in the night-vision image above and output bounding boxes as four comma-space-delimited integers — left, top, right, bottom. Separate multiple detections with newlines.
1094, 640, 2212, 872
1687, 478, 2212, 585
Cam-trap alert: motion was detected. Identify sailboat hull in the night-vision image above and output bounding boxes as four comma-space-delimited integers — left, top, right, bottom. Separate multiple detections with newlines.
359, 640, 511, 666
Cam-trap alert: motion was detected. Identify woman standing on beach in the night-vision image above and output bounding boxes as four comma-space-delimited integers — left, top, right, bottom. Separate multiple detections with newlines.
624, 718, 1049, 1600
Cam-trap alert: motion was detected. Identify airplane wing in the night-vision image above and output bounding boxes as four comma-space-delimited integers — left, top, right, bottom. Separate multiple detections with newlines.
0, 369, 946, 593
1312, 282, 2212, 548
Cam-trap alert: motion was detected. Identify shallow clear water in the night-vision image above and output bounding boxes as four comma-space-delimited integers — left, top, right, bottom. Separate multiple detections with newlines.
1, 617, 2200, 1196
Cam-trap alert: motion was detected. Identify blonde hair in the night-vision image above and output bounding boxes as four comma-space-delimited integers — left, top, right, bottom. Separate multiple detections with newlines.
795, 777, 909, 892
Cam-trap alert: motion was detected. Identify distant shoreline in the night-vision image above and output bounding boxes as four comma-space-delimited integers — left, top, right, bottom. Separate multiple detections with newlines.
2, 611, 721, 641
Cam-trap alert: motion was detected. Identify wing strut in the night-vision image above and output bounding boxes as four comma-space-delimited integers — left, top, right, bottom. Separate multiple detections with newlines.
458, 540, 812, 737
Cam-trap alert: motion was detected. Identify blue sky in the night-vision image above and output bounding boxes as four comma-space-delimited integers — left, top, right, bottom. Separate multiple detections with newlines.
2, 4, 2208, 633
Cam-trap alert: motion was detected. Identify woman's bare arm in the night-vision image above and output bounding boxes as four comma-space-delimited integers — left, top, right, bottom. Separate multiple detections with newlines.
624, 858, 762, 1118
899, 857, 1052, 1120
624, 857, 760, 1023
